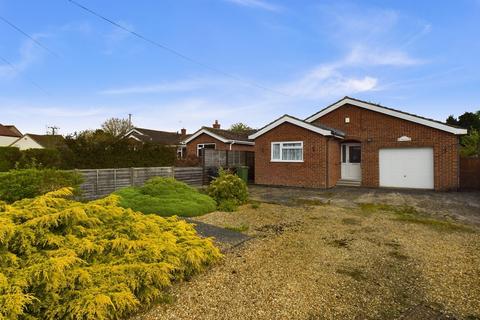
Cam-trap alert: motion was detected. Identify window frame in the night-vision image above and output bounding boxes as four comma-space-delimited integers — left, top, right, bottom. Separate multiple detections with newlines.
197, 143, 216, 156
270, 141, 304, 163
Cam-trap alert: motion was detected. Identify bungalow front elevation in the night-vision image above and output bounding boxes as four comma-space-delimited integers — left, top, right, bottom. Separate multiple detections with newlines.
248, 97, 467, 191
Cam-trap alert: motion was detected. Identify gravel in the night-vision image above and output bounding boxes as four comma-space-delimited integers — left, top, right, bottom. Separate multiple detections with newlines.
132, 201, 480, 320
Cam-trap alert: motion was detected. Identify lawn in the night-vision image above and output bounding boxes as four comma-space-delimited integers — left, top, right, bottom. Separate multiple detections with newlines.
134, 199, 480, 320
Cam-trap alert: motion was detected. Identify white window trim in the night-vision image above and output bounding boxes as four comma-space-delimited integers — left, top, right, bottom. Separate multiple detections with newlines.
271, 141, 304, 163
197, 143, 216, 156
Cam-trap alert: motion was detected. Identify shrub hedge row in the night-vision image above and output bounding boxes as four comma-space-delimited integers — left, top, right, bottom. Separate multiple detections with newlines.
0, 143, 176, 171
0, 169, 84, 203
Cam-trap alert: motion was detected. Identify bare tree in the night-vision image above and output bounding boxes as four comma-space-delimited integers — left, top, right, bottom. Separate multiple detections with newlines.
101, 117, 133, 137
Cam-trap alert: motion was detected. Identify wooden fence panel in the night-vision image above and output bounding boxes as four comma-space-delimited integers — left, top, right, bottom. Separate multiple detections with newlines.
460, 157, 480, 190
174, 167, 203, 187
202, 149, 255, 183
78, 166, 201, 200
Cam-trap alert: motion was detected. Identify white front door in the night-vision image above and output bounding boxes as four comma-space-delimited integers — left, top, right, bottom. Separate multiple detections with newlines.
341, 143, 362, 180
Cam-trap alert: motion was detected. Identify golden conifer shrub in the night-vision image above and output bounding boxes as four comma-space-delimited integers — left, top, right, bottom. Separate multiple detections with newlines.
0, 188, 221, 319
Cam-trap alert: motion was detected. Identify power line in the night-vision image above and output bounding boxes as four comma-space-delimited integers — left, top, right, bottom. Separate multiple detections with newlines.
66, 0, 288, 97
0, 15, 60, 58
0, 55, 50, 95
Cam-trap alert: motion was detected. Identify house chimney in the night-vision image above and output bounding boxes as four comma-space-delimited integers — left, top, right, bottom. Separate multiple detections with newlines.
213, 120, 220, 129
180, 128, 187, 136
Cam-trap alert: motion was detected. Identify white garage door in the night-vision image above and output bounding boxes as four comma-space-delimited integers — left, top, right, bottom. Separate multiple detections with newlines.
379, 148, 434, 189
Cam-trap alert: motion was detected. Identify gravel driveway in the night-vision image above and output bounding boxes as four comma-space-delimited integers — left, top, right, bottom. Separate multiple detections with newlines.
249, 185, 480, 226
133, 189, 480, 320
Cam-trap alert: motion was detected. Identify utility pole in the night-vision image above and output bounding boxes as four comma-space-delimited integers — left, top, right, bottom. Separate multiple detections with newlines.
47, 126, 60, 135
128, 113, 132, 128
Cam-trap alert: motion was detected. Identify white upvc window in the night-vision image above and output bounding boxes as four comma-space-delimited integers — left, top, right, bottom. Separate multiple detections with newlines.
197, 143, 216, 156
271, 141, 303, 162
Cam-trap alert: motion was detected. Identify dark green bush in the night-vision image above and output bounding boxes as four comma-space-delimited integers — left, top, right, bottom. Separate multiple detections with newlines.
0, 147, 22, 171
64, 131, 176, 169
207, 168, 248, 211
16, 148, 65, 169
0, 169, 83, 203
116, 177, 217, 217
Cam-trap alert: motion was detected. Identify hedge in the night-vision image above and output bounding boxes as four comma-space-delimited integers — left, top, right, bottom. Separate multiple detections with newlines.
0, 142, 176, 172
0, 147, 22, 171
0, 169, 83, 203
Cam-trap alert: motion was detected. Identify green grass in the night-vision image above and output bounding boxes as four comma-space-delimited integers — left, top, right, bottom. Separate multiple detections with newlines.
224, 224, 249, 232
359, 203, 473, 232
250, 201, 261, 209
116, 177, 217, 217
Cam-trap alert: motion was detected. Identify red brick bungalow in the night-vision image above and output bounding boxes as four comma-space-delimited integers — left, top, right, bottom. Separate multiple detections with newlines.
183, 121, 255, 157
248, 97, 467, 191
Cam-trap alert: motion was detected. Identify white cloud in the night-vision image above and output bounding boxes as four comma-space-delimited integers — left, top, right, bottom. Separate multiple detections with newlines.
345, 46, 423, 67
281, 64, 378, 100
99, 78, 223, 95
0, 35, 46, 78
225, 0, 280, 12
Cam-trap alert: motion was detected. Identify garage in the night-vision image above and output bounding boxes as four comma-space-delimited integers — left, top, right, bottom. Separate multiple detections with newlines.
379, 148, 434, 189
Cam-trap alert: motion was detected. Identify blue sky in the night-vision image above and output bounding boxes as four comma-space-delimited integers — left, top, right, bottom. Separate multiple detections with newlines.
1, 0, 479, 135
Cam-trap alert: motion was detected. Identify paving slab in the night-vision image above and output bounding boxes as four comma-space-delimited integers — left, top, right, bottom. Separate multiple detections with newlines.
185, 219, 250, 249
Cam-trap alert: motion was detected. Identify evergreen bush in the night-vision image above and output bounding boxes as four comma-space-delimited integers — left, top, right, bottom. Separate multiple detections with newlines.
116, 177, 217, 217
0, 147, 22, 171
0, 169, 83, 203
207, 168, 248, 211
0, 188, 221, 319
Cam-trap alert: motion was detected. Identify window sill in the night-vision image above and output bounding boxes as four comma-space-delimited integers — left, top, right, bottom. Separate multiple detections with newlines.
270, 160, 304, 163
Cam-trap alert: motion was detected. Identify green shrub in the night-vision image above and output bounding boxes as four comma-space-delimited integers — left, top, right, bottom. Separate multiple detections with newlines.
16, 148, 65, 169
207, 168, 248, 210
217, 199, 239, 212
0, 188, 221, 319
116, 177, 217, 217
0, 169, 83, 203
0, 147, 22, 172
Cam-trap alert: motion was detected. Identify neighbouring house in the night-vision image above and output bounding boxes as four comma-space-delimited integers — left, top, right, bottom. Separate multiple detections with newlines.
0, 124, 22, 147
249, 97, 467, 191
10, 134, 66, 150
183, 120, 255, 157
124, 127, 190, 158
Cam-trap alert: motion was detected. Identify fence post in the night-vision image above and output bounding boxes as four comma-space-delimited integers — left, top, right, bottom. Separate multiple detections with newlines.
113, 169, 117, 191
226, 150, 229, 169
130, 167, 134, 186
95, 169, 99, 196
202, 151, 206, 185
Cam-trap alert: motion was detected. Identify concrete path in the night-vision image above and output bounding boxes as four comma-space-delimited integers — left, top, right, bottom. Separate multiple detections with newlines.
185, 219, 250, 249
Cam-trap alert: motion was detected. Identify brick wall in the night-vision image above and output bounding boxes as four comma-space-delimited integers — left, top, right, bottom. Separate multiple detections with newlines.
327, 138, 341, 188
254, 122, 336, 188
186, 133, 254, 157
313, 104, 460, 191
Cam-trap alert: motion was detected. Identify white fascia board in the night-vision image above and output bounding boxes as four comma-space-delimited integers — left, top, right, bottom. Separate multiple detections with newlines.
231, 140, 255, 145
306, 98, 467, 135
126, 135, 142, 142
248, 115, 334, 140
183, 128, 229, 144
123, 128, 144, 139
